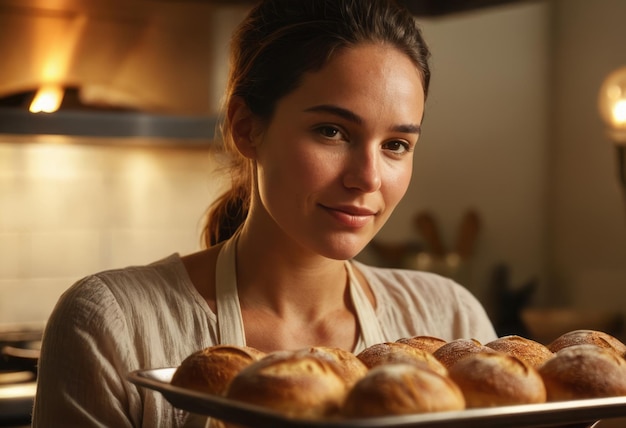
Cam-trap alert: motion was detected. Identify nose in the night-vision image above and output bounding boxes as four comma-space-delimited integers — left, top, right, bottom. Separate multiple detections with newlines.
342, 146, 382, 193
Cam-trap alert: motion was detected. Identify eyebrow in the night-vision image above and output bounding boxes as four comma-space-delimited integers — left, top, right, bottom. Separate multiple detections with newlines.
304, 104, 421, 134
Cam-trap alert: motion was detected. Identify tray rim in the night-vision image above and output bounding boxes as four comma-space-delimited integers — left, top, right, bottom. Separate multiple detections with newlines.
128, 367, 626, 428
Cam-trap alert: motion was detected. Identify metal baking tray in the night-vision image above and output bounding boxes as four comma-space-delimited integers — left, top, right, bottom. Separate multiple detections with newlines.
128, 367, 626, 428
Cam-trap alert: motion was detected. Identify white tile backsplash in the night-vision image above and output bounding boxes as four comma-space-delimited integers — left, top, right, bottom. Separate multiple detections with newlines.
0, 139, 227, 326
0, 278, 75, 325
0, 232, 23, 278
106, 228, 202, 269
27, 230, 103, 278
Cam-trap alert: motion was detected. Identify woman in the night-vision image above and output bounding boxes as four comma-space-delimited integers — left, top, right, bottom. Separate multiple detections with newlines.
33, 0, 496, 426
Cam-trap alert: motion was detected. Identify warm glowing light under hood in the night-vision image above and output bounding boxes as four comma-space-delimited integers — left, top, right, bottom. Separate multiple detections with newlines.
29, 84, 65, 113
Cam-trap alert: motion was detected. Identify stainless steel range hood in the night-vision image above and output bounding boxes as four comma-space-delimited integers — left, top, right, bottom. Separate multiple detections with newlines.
0, 107, 219, 141
0, 0, 251, 142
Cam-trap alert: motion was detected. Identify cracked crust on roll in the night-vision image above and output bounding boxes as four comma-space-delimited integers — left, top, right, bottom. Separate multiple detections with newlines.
448, 351, 546, 408
171, 345, 266, 395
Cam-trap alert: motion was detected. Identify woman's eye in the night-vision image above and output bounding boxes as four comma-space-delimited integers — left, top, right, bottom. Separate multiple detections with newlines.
315, 125, 344, 140
383, 140, 412, 154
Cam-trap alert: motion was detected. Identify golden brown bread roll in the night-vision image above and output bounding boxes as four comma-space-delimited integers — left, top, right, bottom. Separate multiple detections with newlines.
295, 346, 367, 389
486, 335, 554, 368
356, 342, 416, 368
171, 345, 266, 395
356, 342, 447, 376
396, 335, 447, 354
432, 338, 497, 369
539, 344, 626, 401
342, 363, 465, 418
225, 350, 347, 419
547, 329, 626, 358
448, 351, 546, 408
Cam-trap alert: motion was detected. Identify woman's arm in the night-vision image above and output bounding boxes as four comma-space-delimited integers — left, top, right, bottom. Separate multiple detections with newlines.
32, 276, 139, 427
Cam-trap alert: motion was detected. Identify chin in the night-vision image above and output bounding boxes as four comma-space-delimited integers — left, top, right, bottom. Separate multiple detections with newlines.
317, 234, 371, 261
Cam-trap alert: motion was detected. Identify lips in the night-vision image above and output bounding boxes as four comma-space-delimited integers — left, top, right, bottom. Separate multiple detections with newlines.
321, 204, 378, 228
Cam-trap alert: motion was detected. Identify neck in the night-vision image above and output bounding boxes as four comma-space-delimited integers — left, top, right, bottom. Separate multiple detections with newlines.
234, 223, 351, 319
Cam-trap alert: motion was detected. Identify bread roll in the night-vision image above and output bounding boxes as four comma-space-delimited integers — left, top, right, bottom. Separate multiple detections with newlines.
356, 342, 447, 376
226, 350, 347, 419
448, 351, 546, 408
396, 335, 447, 354
295, 346, 367, 388
433, 338, 497, 369
547, 329, 626, 358
486, 335, 554, 368
342, 363, 465, 418
171, 345, 265, 395
539, 344, 626, 401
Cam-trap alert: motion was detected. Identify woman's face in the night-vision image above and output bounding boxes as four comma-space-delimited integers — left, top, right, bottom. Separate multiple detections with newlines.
250, 43, 425, 260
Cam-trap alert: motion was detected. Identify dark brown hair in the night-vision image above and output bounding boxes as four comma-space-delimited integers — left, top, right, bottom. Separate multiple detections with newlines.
203, 0, 431, 247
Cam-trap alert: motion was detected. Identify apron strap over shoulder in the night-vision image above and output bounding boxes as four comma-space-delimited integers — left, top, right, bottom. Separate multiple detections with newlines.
215, 233, 247, 346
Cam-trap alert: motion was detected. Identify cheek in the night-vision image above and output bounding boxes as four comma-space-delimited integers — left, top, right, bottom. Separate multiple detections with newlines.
257, 142, 336, 201
384, 161, 413, 206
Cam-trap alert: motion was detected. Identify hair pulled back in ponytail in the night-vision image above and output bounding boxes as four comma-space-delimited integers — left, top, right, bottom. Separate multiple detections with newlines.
202, 0, 431, 247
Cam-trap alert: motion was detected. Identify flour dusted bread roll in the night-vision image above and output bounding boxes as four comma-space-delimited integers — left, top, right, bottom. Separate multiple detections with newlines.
226, 349, 347, 419
342, 363, 465, 418
433, 338, 497, 369
356, 341, 447, 376
171, 345, 266, 395
539, 344, 626, 401
547, 329, 626, 357
396, 335, 447, 354
356, 342, 412, 368
486, 335, 554, 368
448, 351, 546, 408
296, 346, 367, 388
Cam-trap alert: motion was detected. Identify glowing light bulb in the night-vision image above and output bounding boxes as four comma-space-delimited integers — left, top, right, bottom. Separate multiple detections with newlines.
599, 67, 626, 198
613, 99, 626, 125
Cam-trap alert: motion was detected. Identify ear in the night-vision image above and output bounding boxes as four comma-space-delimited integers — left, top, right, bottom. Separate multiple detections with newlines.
227, 96, 263, 159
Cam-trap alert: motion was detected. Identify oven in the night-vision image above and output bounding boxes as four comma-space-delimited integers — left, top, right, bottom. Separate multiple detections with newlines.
0, 327, 42, 428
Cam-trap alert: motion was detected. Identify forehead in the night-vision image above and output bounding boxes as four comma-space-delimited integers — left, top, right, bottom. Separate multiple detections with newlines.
275, 43, 426, 124
327, 42, 425, 89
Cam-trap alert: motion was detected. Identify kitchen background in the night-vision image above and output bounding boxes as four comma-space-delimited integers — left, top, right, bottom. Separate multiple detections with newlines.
1, 0, 626, 344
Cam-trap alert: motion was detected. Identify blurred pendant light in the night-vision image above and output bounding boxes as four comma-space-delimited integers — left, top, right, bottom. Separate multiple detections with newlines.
598, 66, 626, 198
29, 84, 65, 114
